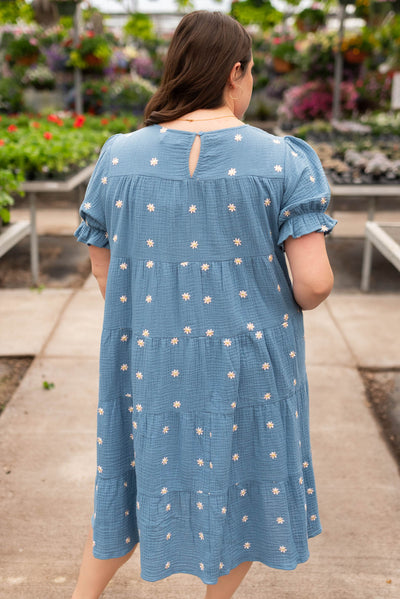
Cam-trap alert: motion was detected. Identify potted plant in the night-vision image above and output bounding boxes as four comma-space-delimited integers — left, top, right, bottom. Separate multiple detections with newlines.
67, 31, 112, 71
270, 36, 297, 73
22, 65, 56, 91
341, 33, 374, 64
53, 0, 80, 17
296, 6, 326, 33
4, 34, 40, 67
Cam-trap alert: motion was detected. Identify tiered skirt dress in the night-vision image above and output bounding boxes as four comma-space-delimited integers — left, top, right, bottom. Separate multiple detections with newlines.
74, 123, 337, 584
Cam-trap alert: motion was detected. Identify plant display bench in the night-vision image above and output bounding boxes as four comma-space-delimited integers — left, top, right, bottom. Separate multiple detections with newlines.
361, 222, 400, 292
328, 184, 400, 221
19, 163, 95, 286
0, 220, 31, 260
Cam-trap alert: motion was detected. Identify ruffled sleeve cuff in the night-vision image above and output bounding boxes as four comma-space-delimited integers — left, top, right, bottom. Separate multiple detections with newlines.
278, 210, 337, 250
74, 219, 110, 249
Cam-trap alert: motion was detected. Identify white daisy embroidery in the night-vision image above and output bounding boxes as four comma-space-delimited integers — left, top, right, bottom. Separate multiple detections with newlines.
279, 546, 287, 553
120, 334, 128, 342
201, 263, 210, 271
147, 203, 155, 212
84, 202, 91, 210
219, 562, 224, 569
161, 487, 168, 494
101, 176, 107, 185
264, 198, 271, 206
255, 331, 263, 339
283, 313, 289, 321
145, 295, 152, 303
197, 502, 204, 510
273, 139, 281, 144
146, 239, 154, 247
242, 515, 248, 522
120, 262, 128, 270
200, 563, 205, 571
190, 241, 198, 249
228, 168, 237, 176
276, 517, 285, 524
97, 437, 102, 444
227, 371, 236, 379
98, 407, 104, 415
239, 290, 247, 298
247, 322, 255, 330
130, 460, 135, 468
233, 238, 241, 246
171, 337, 179, 345
146, 260, 154, 268
113, 234, 118, 242
232, 453, 239, 461
234, 257, 242, 264
321, 197, 327, 205
150, 157, 158, 166
221, 506, 227, 514
262, 362, 270, 370
173, 400, 181, 408
197, 458, 204, 466
125, 510, 129, 516
224, 338, 232, 346
272, 487, 280, 495
120, 364, 128, 371
196, 427, 203, 435
264, 392, 271, 400
112, 157, 119, 165
274, 165, 282, 173
160, 127, 168, 133
310, 175, 315, 183
128, 406, 134, 413
203, 296, 212, 304
189, 204, 197, 213
142, 329, 149, 336
307, 488, 314, 495
165, 561, 170, 569
205, 329, 214, 336
162, 457, 168, 465
268, 254, 273, 262
97, 465, 103, 473
231, 401, 236, 408
303, 461, 309, 468
240, 489, 247, 496
299, 476, 303, 484
171, 369, 179, 377
133, 419, 138, 428
182, 292, 191, 301
321, 225, 329, 232
291, 151, 298, 157
136, 371, 143, 379
228, 203, 236, 212
277, 284, 281, 292
310, 514, 317, 521
284, 210, 291, 217
136, 404, 143, 412
163, 426, 169, 434
233, 424, 238, 431
183, 326, 192, 334
235, 134, 242, 142
290, 351, 296, 358
269, 451, 278, 459
166, 503, 171, 511
266, 421, 274, 429
115, 200, 123, 208
120, 295, 127, 303
181, 261, 189, 267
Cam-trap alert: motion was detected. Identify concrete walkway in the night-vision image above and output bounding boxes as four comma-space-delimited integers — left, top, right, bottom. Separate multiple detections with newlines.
1, 256, 400, 598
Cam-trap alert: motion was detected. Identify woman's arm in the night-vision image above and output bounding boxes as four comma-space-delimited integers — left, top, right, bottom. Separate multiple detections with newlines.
88, 246, 110, 300
284, 232, 334, 310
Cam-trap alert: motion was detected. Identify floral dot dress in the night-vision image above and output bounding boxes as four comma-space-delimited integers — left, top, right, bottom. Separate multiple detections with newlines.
74, 124, 337, 584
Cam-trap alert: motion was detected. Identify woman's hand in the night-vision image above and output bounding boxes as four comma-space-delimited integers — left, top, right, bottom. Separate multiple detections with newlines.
284, 232, 334, 310
88, 246, 110, 300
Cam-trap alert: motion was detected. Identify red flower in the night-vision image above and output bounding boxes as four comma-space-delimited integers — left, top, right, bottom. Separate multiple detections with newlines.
7, 124, 17, 132
0, 139, 5, 146
100, 118, 109, 125
101, 86, 108, 93
44, 132, 53, 140
47, 114, 63, 126
73, 115, 86, 128
31, 121, 41, 128
86, 31, 95, 38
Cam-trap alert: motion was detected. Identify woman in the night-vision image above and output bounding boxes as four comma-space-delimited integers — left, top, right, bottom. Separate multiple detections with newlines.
72, 10, 336, 599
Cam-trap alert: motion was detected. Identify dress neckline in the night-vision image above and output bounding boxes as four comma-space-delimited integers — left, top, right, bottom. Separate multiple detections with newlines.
155, 124, 250, 136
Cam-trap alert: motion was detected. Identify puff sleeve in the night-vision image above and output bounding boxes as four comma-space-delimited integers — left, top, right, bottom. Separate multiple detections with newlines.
278, 135, 337, 250
73, 135, 119, 248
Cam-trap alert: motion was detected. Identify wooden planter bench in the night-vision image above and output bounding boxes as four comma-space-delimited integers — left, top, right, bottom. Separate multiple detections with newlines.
361, 222, 400, 292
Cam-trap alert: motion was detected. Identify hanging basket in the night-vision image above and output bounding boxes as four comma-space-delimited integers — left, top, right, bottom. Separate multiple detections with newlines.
55, 1, 80, 17
273, 57, 294, 74
344, 49, 368, 64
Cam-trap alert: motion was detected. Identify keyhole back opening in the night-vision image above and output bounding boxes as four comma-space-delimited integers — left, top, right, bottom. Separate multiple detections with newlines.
189, 134, 201, 178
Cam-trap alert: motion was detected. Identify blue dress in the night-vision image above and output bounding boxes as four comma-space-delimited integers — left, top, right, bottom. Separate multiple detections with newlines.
74, 124, 337, 584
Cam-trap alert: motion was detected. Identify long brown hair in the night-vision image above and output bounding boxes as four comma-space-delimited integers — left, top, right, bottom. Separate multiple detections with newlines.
144, 11, 252, 126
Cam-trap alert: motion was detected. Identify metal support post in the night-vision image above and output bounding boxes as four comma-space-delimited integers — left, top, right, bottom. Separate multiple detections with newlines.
29, 192, 39, 286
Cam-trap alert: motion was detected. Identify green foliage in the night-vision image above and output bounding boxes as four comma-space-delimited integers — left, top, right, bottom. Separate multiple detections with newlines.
0, 78, 25, 113
231, 0, 282, 30
68, 32, 113, 70
124, 13, 155, 42
0, 0, 34, 25
42, 381, 55, 390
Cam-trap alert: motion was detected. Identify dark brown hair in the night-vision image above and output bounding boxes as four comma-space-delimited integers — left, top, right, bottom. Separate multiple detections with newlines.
144, 11, 252, 126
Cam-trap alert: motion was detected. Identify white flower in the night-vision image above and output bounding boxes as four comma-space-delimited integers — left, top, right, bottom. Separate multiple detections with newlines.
190, 241, 198, 249
160, 127, 168, 133
266, 421, 274, 429
233, 237, 241, 246
303, 461, 309, 468
310, 514, 317, 521
244, 541, 251, 549
165, 561, 170, 569
221, 506, 227, 514
224, 338, 232, 346
219, 562, 224, 569
269, 451, 278, 459
146, 239, 154, 247
112, 157, 119, 165
171, 369, 179, 377
137, 339, 145, 347
183, 325, 192, 334
310, 175, 315, 183
199, 563, 204, 571
227, 371, 236, 379
182, 292, 191, 301
228, 203, 236, 212
136, 404, 143, 412
161, 487, 168, 494
232, 453, 239, 461
150, 157, 158, 166
120, 334, 128, 342
239, 290, 247, 298
101, 176, 107, 185
120, 364, 128, 371
264, 392, 271, 400
181, 261, 189, 267
142, 329, 149, 336
163, 426, 169, 434
291, 151, 298, 157
173, 400, 181, 408
255, 331, 263, 339
147, 203, 155, 212
120, 295, 127, 303
196, 427, 203, 435
242, 515, 248, 522
234, 257, 242, 264
201, 263, 209, 271
197, 502, 204, 510
321, 197, 327, 205
145, 295, 152, 303
290, 351, 296, 358
235, 134, 242, 142
120, 262, 128, 270
97, 465, 103, 473
247, 322, 255, 330
273, 139, 281, 144
264, 198, 271, 206
284, 210, 291, 217
231, 401, 236, 408
162, 457, 168, 465
274, 165, 282, 173
240, 488, 247, 496
136, 371, 143, 379
97, 437, 102, 445
166, 532, 171, 539
113, 234, 118, 242
205, 329, 214, 336
321, 225, 329, 232
115, 200, 123, 208
171, 337, 179, 345
166, 503, 171, 511
307, 488, 314, 495
233, 424, 238, 431
197, 458, 204, 466
146, 260, 154, 268
262, 362, 270, 370
84, 202, 91, 210
189, 204, 197, 213
279, 545, 287, 553
228, 168, 237, 176
272, 487, 280, 495
276, 516, 285, 524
